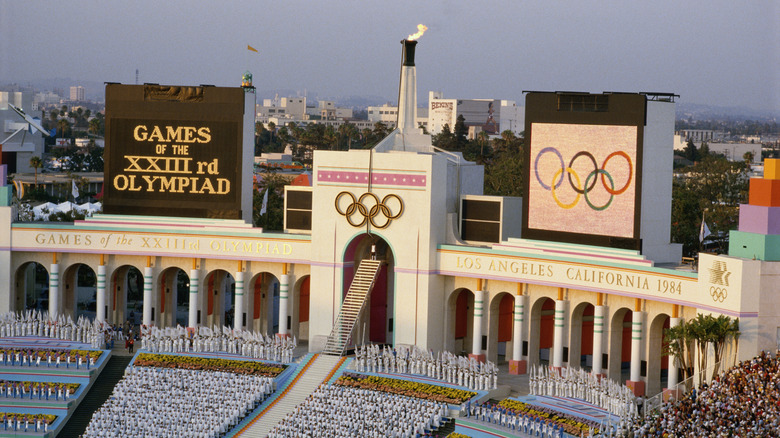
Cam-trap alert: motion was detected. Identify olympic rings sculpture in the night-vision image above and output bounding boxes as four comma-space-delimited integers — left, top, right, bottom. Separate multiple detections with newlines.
335, 191, 404, 229
533, 147, 633, 210
709, 286, 727, 303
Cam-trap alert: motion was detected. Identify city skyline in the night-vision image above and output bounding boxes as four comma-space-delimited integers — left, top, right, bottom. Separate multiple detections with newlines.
1, 1, 778, 113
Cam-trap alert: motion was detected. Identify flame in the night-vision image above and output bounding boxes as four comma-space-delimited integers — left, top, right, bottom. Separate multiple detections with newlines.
407, 24, 428, 41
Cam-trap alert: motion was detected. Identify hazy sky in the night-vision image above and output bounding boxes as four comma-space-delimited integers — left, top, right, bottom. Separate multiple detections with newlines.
1, 0, 778, 112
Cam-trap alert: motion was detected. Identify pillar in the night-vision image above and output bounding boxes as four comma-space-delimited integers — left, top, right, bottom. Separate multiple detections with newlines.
188, 268, 199, 328
469, 289, 486, 362
142, 266, 153, 327
509, 290, 527, 375
96, 264, 106, 323
552, 298, 566, 369
278, 273, 290, 337
627, 300, 646, 396
48, 262, 59, 319
592, 304, 606, 377
664, 314, 683, 401
234, 270, 244, 331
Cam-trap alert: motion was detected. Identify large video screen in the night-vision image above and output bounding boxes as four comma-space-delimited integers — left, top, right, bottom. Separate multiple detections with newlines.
528, 123, 637, 237
522, 92, 645, 250
103, 85, 246, 219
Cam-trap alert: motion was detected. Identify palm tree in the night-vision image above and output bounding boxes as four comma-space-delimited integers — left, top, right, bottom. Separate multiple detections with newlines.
57, 119, 71, 141
710, 315, 739, 379
88, 118, 101, 136
29, 156, 43, 188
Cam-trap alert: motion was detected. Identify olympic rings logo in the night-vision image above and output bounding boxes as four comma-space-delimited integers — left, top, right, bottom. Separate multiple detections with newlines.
335, 191, 404, 229
709, 286, 727, 303
533, 147, 633, 210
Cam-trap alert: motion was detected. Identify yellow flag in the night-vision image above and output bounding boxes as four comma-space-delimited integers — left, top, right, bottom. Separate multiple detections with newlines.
247, 45, 258, 53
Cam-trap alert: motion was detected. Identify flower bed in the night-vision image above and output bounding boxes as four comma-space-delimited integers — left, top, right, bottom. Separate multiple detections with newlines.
497, 398, 599, 436
133, 353, 287, 377
0, 348, 102, 362
0, 412, 56, 425
0, 380, 79, 395
335, 372, 477, 404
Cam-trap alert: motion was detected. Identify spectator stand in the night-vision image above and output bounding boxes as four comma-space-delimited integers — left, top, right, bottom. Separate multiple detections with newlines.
0, 336, 110, 437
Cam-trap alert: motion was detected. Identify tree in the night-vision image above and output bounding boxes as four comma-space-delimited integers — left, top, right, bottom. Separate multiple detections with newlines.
432, 124, 457, 151
664, 320, 695, 390
743, 151, 754, 165
88, 118, 103, 137
683, 140, 699, 163
56, 118, 71, 141
671, 155, 749, 256
29, 156, 43, 187
253, 171, 288, 230
453, 114, 468, 150
709, 315, 739, 379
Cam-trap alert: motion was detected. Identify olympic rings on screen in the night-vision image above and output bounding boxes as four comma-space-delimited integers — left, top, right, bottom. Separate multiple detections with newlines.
551, 167, 581, 209
335, 191, 404, 229
709, 286, 727, 303
533, 147, 633, 211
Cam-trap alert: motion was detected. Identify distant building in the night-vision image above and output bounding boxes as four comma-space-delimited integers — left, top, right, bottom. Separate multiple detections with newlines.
0, 91, 46, 174
256, 96, 307, 122
427, 91, 523, 137
316, 101, 353, 120
677, 129, 724, 142
69, 86, 85, 102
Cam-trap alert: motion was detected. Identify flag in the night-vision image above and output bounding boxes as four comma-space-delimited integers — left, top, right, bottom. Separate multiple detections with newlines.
247, 45, 258, 53
699, 220, 711, 242
260, 189, 268, 215
71, 180, 79, 199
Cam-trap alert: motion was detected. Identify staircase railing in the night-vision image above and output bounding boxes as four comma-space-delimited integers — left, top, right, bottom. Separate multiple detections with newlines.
323, 259, 382, 356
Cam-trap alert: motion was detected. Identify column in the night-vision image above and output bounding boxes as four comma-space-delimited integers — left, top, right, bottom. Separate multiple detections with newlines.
142, 266, 153, 327
627, 301, 646, 396
664, 315, 682, 401
234, 271, 244, 331
552, 298, 566, 369
188, 269, 199, 328
96, 264, 106, 323
592, 304, 606, 377
278, 273, 290, 337
48, 263, 59, 319
509, 292, 527, 374
469, 289, 485, 362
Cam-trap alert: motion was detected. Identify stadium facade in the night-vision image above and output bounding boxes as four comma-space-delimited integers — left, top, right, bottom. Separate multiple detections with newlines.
2, 39, 779, 400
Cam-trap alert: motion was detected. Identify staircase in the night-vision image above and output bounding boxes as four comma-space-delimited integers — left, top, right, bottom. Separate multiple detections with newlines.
59, 355, 133, 437
233, 354, 345, 437
323, 258, 382, 356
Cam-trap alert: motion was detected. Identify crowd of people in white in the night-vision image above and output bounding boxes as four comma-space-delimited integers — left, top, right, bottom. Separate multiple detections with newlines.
0, 310, 107, 349
267, 383, 450, 438
139, 325, 297, 364
529, 364, 639, 433
81, 365, 275, 438
354, 344, 498, 392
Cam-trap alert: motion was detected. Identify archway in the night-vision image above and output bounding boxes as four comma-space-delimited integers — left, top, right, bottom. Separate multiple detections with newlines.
62, 263, 97, 321
342, 234, 395, 346
293, 275, 310, 340
249, 272, 279, 334
487, 292, 514, 363
157, 267, 189, 328
446, 288, 474, 355
570, 302, 595, 370
110, 265, 143, 328
608, 308, 632, 382
14, 262, 49, 313
529, 297, 555, 368
647, 314, 671, 395
203, 270, 234, 328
